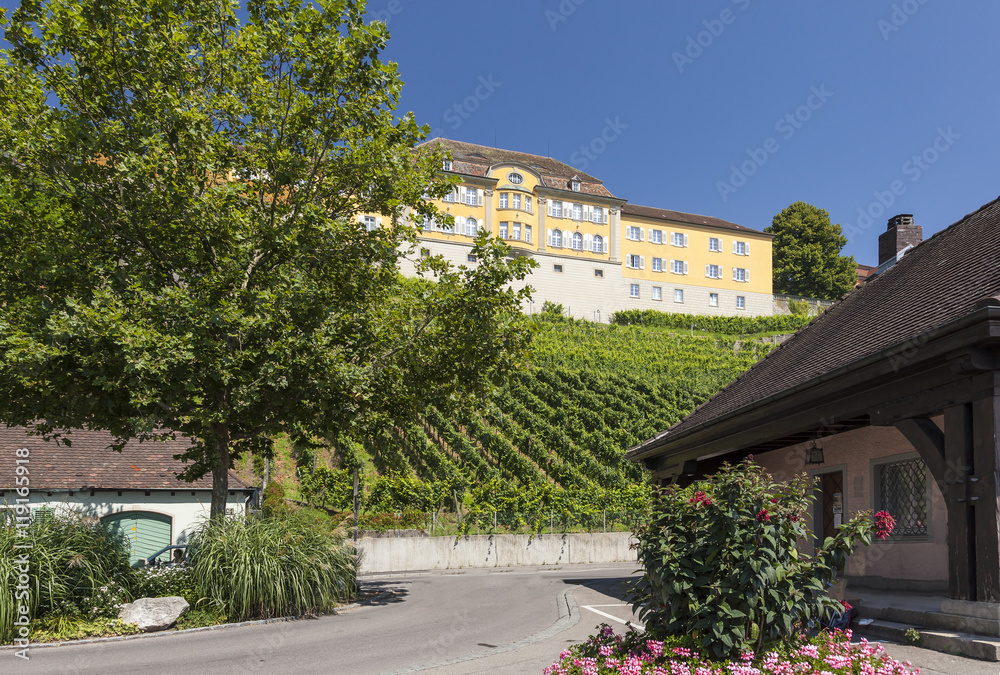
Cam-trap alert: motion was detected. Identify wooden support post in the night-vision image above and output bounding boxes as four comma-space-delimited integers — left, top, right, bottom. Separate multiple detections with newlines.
971, 395, 1000, 602
944, 403, 975, 600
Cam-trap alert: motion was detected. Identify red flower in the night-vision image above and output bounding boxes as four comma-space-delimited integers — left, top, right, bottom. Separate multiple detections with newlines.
756, 508, 770, 522
874, 510, 896, 540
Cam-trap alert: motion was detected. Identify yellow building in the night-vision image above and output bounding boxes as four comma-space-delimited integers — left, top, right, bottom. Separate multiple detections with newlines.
393, 139, 774, 319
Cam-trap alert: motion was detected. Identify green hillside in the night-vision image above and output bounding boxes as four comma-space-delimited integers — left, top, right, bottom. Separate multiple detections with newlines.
241, 315, 781, 527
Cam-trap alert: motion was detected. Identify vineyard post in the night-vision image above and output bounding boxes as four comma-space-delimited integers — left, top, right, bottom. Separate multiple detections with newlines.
550, 511, 553, 535
603, 509, 606, 533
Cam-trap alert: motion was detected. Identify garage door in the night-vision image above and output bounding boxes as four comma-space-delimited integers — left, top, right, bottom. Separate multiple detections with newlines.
102, 511, 172, 566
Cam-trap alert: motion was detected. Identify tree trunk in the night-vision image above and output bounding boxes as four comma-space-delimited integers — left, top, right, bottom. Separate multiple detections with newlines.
210, 428, 231, 519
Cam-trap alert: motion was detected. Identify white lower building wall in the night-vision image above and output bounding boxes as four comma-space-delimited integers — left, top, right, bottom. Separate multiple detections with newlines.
400, 238, 773, 320
1, 489, 251, 546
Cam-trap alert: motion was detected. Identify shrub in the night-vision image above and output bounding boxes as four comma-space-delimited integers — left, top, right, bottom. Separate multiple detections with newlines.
787, 298, 811, 316
628, 459, 888, 658
134, 564, 198, 605
300, 466, 353, 510
261, 481, 288, 515
544, 625, 917, 674
1, 513, 139, 642
611, 309, 810, 335
187, 513, 358, 621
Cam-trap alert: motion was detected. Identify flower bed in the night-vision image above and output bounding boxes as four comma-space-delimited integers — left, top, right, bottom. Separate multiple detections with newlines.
544, 625, 918, 675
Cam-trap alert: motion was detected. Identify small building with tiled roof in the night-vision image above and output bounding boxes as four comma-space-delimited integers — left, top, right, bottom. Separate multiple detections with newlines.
628, 198, 1000, 602
0, 427, 254, 565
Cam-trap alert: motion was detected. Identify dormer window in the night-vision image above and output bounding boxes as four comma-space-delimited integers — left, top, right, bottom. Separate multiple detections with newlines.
570, 176, 581, 192
507, 172, 523, 185
442, 160, 452, 171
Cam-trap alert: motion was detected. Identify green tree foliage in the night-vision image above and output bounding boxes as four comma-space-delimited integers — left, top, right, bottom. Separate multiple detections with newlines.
766, 202, 857, 300
628, 459, 882, 659
0, 0, 534, 517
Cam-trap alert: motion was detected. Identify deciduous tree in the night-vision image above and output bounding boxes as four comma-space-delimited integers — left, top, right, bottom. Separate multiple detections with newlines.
765, 202, 856, 300
0, 0, 534, 517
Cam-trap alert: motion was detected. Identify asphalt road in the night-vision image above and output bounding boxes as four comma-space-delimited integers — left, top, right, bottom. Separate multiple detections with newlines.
12, 564, 642, 675
10, 563, 1000, 675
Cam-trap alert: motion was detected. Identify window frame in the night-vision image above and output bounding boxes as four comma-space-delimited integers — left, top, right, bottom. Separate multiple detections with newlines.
870, 452, 932, 541
652, 286, 662, 301
629, 283, 640, 298
674, 289, 684, 303
709, 293, 719, 307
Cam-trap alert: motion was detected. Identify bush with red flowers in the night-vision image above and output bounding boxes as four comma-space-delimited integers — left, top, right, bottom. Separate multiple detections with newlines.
627, 458, 894, 658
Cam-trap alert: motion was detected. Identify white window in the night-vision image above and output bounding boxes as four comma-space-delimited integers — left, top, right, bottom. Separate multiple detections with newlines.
512, 193, 521, 210
650, 230, 662, 244
498, 193, 508, 209
670, 259, 688, 275
652, 287, 662, 301
440, 220, 454, 233
421, 215, 434, 232
733, 267, 748, 282
592, 207, 605, 224
364, 216, 377, 231
709, 237, 722, 252
499, 222, 508, 239
465, 217, 478, 236
733, 240, 749, 256
463, 188, 479, 206
651, 257, 663, 272
630, 283, 640, 298
524, 196, 532, 213
573, 203, 582, 220
442, 160, 452, 171
442, 189, 455, 203
592, 235, 604, 253
553, 264, 563, 273
627, 254, 644, 269
670, 232, 688, 247
572, 232, 583, 250
508, 172, 523, 184
709, 293, 719, 307
571, 180, 581, 192
706, 264, 722, 279
627, 226, 641, 241
595, 269, 604, 278
674, 289, 684, 303
467, 254, 477, 262
550, 229, 562, 247
551, 201, 563, 218
525, 225, 532, 243
512, 222, 521, 240
736, 296, 746, 310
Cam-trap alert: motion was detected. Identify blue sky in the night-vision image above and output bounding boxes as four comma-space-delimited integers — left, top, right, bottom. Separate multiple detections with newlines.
1, 1, 994, 265
370, 0, 997, 265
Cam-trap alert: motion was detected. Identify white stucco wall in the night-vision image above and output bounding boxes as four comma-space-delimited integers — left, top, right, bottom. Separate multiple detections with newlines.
0, 489, 252, 547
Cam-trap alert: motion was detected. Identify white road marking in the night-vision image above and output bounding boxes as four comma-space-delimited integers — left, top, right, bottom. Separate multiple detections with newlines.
582, 605, 644, 630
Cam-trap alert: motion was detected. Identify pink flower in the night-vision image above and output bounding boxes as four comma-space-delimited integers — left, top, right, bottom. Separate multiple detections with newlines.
756, 508, 770, 522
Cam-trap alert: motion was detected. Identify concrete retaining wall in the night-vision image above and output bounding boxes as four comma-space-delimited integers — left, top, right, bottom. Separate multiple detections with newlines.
356, 532, 637, 574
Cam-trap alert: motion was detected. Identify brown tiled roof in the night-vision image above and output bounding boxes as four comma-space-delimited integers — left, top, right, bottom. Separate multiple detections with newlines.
420, 138, 617, 198
621, 203, 766, 235
641, 195, 1000, 447
0, 427, 252, 491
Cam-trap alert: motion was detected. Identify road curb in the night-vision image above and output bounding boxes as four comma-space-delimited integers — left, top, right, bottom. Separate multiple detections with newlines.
0, 590, 395, 651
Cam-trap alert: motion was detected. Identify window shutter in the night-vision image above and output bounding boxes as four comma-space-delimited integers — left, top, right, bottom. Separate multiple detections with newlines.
683, 233, 689, 247
683, 261, 689, 275
639, 227, 645, 241
459, 186, 466, 203
745, 270, 750, 282
376, 217, 382, 227
745, 243, 750, 255
705, 264, 711, 277
477, 189, 484, 206
357, 215, 365, 224
583, 205, 592, 221
584, 234, 592, 250
546, 228, 552, 245
547, 200, 554, 217
562, 201, 572, 216
479, 218, 486, 232
732, 267, 737, 280
732, 241, 737, 254
640, 256, 645, 269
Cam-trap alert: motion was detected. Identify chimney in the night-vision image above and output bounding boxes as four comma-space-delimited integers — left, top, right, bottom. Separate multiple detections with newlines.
877, 214, 921, 268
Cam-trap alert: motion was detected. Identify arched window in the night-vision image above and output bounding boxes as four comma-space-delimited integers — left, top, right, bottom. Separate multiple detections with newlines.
593, 235, 604, 253
572, 232, 583, 250
551, 229, 562, 247
465, 217, 478, 237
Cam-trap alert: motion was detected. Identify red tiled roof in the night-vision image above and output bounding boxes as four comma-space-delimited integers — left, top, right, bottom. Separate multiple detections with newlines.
420, 138, 617, 198
0, 427, 252, 491
620, 203, 767, 235
638, 195, 1000, 448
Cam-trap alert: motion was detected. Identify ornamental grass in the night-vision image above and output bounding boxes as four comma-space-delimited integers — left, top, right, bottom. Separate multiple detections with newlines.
187, 511, 359, 621
544, 625, 918, 675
